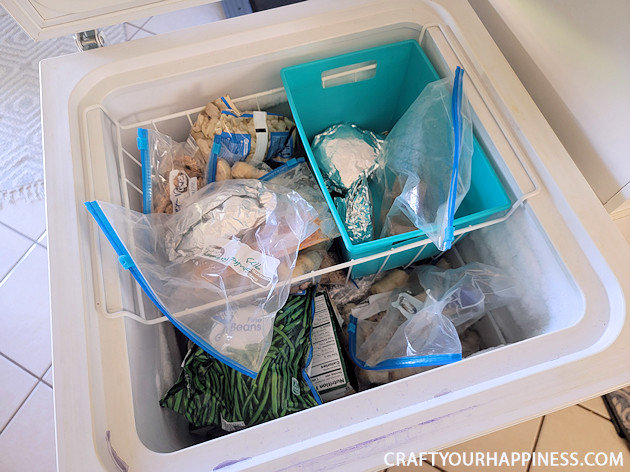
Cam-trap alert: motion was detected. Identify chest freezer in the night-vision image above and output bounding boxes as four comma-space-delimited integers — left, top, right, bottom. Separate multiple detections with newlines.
9, 0, 630, 470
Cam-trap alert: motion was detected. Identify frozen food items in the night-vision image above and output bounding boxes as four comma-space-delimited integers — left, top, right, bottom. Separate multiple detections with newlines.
261, 158, 340, 250
335, 175, 373, 244
138, 128, 204, 214
347, 261, 518, 372
160, 289, 320, 432
85, 179, 318, 376
311, 123, 382, 194
191, 96, 296, 183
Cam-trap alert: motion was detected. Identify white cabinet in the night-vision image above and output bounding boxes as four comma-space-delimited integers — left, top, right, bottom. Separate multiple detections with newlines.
10, 0, 630, 470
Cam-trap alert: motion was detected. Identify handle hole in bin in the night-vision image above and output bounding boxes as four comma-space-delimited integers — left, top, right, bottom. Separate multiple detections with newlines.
321, 60, 377, 88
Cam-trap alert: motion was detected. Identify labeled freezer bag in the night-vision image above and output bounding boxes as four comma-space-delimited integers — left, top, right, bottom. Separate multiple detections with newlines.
85, 180, 318, 377
160, 289, 321, 434
348, 262, 518, 370
260, 158, 340, 250
138, 128, 204, 214
377, 67, 473, 251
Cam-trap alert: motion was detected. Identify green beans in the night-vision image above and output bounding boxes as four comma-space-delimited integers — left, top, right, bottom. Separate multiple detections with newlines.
160, 287, 320, 433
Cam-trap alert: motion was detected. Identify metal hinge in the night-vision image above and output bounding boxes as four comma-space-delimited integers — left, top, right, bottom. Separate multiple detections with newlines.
74, 29, 105, 51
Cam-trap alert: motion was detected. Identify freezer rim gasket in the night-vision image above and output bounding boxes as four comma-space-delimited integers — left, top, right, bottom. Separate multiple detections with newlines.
81, 23, 540, 326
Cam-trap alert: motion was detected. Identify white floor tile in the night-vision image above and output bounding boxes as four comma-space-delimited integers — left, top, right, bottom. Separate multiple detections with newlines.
42, 366, 52, 386
438, 417, 542, 472
38, 233, 47, 248
0, 199, 46, 241
0, 245, 51, 376
580, 396, 611, 419
142, 4, 225, 35
0, 383, 55, 472
531, 406, 630, 471
0, 225, 32, 281
0, 356, 37, 431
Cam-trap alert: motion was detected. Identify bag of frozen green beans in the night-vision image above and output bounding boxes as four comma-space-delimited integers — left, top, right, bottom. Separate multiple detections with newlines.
160, 287, 322, 433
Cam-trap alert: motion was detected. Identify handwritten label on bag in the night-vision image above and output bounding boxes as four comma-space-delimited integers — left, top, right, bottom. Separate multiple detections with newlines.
168, 170, 197, 213
201, 237, 279, 288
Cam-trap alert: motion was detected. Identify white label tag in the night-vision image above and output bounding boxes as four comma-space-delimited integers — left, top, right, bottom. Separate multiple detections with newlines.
169, 170, 197, 213
221, 415, 246, 432
391, 292, 424, 320
200, 237, 280, 288
351, 291, 393, 320
251, 111, 268, 164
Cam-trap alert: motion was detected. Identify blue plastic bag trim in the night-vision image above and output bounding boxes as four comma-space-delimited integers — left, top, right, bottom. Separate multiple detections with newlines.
347, 316, 462, 370
137, 128, 152, 214
258, 157, 304, 181
443, 66, 465, 249
206, 139, 223, 183
84, 201, 259, 378
220, 110, 282, 118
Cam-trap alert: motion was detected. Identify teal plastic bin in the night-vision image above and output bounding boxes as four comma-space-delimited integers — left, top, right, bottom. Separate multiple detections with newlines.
281, 40, 510, 277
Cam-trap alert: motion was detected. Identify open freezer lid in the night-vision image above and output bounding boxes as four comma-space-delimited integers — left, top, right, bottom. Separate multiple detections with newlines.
1, 0, 220, 40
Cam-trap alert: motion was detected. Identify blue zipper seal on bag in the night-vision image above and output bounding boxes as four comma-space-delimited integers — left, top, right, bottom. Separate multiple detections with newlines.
443, 66, 465, 250
137, 128, 152, 214
347, 316, 462, 370
259, 157, 304, 181
84, 201, 258, 378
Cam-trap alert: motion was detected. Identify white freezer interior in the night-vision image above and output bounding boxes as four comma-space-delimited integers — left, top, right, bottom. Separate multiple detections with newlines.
82, 24, 582, 455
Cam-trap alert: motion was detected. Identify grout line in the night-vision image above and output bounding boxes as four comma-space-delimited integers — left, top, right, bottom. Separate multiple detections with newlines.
526, 416, 545, 472
135, 25, 158, 36
124, 23, 142, 41
0, 352, 49, 382
0, 221, 42, 246
425, 460, 448, 471
576, 404, 611, 422
0, 382, 39, 436
0, 242, 38, 288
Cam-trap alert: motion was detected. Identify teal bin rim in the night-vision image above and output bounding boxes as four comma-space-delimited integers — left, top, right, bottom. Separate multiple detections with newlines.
281, 39, 511, 258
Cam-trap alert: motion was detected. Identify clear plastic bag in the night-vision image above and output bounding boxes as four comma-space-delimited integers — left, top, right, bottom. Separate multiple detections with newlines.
377, 67, 473, 251
138, 128, 205, 214
348, 262, 518, 370
350, 289, 462, 369
196, 97, 296, 183
260, 158, 339, 249
85, 180, 318, 377
416, 262, 520, 332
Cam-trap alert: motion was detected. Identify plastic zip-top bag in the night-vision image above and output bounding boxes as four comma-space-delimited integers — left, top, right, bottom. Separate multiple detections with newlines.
260, 158, 339, 250
377, 67, 473, 251
347, 262, 518, 370
138, 128, 205, 214
160, 288, 322, 433
199, 97, 297, 183
85, 180, 318, 377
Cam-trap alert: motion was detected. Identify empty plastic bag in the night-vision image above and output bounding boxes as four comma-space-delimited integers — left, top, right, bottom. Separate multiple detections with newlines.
85, 180, 317, 377
377, 67, 473, 251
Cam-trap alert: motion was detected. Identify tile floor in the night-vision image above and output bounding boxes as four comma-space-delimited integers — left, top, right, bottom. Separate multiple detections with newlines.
1, 3, 630, 471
